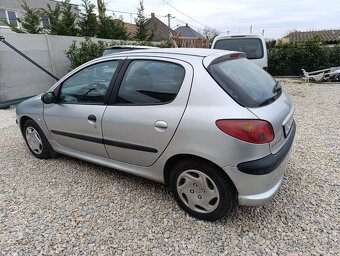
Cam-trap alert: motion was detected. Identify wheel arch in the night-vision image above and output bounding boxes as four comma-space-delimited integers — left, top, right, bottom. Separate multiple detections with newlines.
19, 116, 33, 134
163, 154, 236, 191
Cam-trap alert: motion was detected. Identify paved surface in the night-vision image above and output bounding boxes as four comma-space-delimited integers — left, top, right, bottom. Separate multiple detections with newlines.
0, 80, 339, 255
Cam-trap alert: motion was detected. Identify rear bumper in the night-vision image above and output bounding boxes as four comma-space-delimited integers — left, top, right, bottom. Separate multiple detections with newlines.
237, 121, 296, 175
238, 174, 283, 205
223, 122, 296, 206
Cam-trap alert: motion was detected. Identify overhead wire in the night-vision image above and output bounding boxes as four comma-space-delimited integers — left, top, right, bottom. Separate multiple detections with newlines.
173, 17, 203, 31
160, 0, 206, 28
77, 0, 204, 30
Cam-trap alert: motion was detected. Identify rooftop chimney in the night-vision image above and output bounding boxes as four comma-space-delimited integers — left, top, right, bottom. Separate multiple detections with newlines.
151, 13, 155, 18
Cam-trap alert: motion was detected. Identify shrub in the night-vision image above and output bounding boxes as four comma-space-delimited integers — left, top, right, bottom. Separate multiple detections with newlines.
65, 38, 107, 69
268, 37, 340, 76
17, 1, 43, 34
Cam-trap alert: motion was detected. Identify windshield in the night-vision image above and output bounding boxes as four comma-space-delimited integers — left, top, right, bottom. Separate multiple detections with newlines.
214, 38, 264, 59
207, 58, 280, 108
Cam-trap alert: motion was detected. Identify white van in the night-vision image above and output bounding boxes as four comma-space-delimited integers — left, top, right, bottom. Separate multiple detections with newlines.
211, 34, 268, 70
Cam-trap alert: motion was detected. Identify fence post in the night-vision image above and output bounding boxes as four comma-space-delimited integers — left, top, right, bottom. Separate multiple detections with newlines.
45, 34, 57, 78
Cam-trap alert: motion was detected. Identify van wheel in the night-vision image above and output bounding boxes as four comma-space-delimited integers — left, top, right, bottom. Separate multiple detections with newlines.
169, 159, 235, 221
23, 119, 51, 159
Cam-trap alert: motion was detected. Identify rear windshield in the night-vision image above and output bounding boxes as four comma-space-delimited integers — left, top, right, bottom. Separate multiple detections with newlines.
214, 38, 264, 59
207, 58, 280, 108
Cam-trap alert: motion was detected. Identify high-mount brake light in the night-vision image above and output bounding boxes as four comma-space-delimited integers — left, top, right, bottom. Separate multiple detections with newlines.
229, 53, 240, 60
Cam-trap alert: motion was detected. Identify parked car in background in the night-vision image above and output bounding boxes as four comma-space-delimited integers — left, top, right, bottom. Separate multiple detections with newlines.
102, 45, 157, 56
211, 34, 268, 70
16, 48, 295, 221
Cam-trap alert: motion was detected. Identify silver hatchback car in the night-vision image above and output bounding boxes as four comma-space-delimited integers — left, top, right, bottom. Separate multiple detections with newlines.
16, 48, 295, 221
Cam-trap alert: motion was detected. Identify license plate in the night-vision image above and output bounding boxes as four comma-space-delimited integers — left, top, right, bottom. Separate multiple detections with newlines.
283, 115, 294, 137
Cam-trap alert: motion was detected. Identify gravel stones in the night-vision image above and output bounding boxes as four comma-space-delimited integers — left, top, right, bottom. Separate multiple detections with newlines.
0, 79, 339, 255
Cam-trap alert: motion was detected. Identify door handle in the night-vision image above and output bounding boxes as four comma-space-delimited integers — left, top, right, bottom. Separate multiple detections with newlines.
88, 114, 97, 123
154, 120, 168, 129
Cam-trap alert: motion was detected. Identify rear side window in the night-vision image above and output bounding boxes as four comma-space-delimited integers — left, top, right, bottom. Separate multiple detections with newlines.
116, 60, 185, 105
207, 58, 280, 108
214, 38, 264, 59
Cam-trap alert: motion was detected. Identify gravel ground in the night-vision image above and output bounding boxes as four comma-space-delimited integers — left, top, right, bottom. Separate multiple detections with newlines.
0, 79, 339, 255
0, 107, 16, 129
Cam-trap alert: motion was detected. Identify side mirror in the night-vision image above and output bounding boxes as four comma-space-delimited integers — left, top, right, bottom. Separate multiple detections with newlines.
41, 92, 56, 104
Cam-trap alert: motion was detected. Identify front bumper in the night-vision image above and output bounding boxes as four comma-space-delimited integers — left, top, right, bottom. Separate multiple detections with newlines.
223, 122, 296, 206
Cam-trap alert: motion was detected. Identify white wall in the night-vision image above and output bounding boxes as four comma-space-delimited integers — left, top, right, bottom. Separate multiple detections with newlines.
0, 33, 122, 104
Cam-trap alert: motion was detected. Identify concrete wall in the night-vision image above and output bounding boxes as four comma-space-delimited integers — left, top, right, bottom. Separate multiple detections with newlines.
0, 33, 114, 103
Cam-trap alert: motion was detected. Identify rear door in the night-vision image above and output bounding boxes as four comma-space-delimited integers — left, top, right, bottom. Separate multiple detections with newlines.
102, 57, 193, 167
212, 37, 268, 69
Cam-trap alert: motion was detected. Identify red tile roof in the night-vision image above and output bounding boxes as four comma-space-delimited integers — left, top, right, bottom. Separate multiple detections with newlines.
283, 30, 340, 43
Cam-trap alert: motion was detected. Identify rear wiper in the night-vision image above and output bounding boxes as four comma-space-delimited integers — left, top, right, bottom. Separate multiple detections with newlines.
273, 81, 282, 94
258, 82, 282, 107
259, 96, 275, 107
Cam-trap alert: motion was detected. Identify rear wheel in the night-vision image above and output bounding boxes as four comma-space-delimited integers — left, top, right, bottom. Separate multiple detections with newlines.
23, 119, 51, 159
170, 159, 235, 221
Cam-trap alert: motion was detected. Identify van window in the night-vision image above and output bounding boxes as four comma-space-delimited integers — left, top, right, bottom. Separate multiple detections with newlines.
207, 58, 280, 108
214, 38, 264, 59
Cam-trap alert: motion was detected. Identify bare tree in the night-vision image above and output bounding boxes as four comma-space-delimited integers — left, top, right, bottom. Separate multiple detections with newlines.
201, 26, 219, 41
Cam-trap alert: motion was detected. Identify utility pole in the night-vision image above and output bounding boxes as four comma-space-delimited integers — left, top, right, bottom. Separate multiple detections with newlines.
167, 13, 171, 40
97, 0, 105, 19
250, 25, 252, 34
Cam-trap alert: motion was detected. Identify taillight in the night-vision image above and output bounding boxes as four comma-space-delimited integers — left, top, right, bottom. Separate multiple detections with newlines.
215, 119, 274, 144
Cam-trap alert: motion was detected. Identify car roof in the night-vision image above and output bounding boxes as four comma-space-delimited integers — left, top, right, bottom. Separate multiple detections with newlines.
100, 48, 235, 58
214, 34, 264, 39
105, 45, 157, 49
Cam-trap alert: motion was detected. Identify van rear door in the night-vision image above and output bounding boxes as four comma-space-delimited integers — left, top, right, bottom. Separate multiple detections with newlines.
212, 35, 268, 69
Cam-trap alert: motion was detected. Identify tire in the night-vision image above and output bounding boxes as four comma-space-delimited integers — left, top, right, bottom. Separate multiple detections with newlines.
169, 159, 236, 221
23, 119, 51, 159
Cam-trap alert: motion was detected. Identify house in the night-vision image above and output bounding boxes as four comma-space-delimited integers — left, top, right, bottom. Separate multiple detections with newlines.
0, 0, 79, 33
114, 19, 137, 40
174, 23, 209, 48
282, 30, 340, 45
174, 24, 204, 39
124, 22, 137, 40
146, 13, 175, 42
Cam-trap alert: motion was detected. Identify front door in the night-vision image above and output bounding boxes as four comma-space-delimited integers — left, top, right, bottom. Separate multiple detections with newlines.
102, 58, 193, 166
44, 60, 121, 157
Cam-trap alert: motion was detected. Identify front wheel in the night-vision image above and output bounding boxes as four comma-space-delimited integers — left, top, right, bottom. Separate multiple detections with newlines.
169, 159, 235, 221
23, 119, 51, 159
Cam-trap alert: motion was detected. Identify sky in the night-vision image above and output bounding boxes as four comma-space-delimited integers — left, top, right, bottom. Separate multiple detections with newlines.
70, 0, 340, 39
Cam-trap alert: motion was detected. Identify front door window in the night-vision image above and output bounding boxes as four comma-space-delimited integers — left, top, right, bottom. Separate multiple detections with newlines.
59, 61, 119, 104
